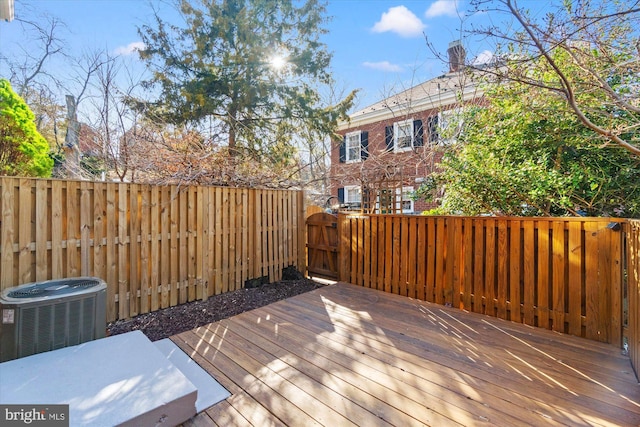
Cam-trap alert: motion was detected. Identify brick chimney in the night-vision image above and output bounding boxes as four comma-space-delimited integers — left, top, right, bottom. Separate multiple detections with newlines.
447, 40, 466, 72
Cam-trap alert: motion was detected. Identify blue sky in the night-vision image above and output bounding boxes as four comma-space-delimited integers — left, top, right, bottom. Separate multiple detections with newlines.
0, 0, 501, 110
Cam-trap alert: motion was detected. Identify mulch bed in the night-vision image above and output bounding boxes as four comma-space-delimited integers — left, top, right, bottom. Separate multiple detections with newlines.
106, 274, 324, 342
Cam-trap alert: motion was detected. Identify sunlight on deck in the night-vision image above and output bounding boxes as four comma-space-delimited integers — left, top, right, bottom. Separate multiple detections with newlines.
173, 283, 640, 427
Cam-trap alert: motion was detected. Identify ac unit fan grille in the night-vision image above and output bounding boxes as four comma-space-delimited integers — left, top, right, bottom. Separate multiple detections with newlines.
7, 278, 102, 299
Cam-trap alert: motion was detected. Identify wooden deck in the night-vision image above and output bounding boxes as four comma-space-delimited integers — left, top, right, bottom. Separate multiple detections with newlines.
172, 282, 640, 426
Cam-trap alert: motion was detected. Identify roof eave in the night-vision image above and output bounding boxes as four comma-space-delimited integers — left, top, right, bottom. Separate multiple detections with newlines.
338, 85, 482, 131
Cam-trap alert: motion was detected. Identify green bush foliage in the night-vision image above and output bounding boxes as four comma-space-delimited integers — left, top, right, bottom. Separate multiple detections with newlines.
415, 52, 640, 217
0, 79, 53, 177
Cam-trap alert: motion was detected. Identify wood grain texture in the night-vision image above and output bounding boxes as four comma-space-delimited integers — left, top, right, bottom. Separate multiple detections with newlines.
336, 214, 626, 344
0, 178, 303, 322
175, 283, 640, 427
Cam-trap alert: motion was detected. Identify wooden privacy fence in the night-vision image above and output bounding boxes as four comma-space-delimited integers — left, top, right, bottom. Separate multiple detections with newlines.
338, 214, 624, 345
628, 220, 640, 378
0, 177, 305, 322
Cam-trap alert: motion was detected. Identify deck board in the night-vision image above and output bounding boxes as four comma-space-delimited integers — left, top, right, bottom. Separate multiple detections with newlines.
173, 282, 640, 427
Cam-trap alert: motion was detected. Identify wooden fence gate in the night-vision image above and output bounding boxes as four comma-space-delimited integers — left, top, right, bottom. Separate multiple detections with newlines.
306, 212, 339, 279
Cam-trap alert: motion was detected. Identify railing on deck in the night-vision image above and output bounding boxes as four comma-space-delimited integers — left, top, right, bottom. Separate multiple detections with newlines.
0, 177, 305, 322
338, 214, 625, 345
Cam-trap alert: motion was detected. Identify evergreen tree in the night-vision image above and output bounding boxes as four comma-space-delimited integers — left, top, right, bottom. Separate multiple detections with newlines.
137, 0, 354, 162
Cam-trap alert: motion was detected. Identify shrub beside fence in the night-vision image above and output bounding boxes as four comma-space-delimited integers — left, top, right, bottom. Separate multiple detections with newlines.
0, 177, 305, 322
338, 214, 625, 345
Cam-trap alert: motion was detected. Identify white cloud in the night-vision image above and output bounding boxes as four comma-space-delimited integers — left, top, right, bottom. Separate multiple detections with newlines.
362, 61, 404, 72
113, 41, 146, 56
473, 50, 494, 65
371, 6, 426, 38
425, 0, 460, 18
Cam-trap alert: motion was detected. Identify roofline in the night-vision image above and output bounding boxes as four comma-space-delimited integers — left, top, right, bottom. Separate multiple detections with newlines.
338, 85, 482, 131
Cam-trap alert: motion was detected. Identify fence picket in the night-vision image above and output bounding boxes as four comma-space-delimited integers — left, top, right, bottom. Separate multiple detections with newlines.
584, 221, 600, 341
370, 214, 379, 291
552, 221, 566, 333
434, 218, 445, 305
67, 181, 79, 279
93, 183, 105, 286
1, 178, 14, 285
444, 217, 456, 307
568, 222, 583, 336
485, 219, 496, 317
150, 185, 159, 311
462, 218, 473, 311
497, 219, 508, 320
188, 186, 197, 302
215, 187, 223, 295
197, 186, 206, 301
140, 185, 150, 314
35, 180, 48, 281
473, 219, 484, 313
178, 187, 188, 303
129, 183, 140, 316
118, 183, 129, 318
509, 220, 521, 322
417, 218, 427, 301
105, 183, 117, 317
19, 179, 33, 284
523, 220, 535, 326
80, 182, 92, 277
537, 221, 550, 328
160, 186, 170, 309
384, 216, 392, 293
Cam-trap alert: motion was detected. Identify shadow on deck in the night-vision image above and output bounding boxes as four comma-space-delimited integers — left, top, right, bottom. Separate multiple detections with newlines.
172, 282, 640, 426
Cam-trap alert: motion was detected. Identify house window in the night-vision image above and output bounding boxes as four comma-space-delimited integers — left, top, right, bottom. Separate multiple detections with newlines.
344, 185, 362, 204
337, 185, 362, 211
438, 108, 463, 145
339, 131, 369, 163
396, 186, 414, 213
386, 119, 423, 152
394, 120, 413, 151
345, 131, 361, 162
427, 115, 439, 145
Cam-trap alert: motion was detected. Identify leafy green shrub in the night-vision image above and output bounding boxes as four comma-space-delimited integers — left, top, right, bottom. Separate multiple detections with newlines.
0, 79, 53, 177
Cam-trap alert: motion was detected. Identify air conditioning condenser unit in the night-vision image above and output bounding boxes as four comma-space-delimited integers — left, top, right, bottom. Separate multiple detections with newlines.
0, 277, 107, 362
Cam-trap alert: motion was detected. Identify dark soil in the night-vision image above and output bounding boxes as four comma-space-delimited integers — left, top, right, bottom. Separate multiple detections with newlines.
107, 273, 324, 342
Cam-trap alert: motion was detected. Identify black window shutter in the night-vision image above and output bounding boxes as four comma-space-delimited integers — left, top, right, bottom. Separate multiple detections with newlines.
337, 187, 345, 204
360, 131, 369, 160
428, 115, 439, 143
413, 120, 423, 147
339, 135, 346, 162
363, 186, 370, 211
385, 126, 393, 151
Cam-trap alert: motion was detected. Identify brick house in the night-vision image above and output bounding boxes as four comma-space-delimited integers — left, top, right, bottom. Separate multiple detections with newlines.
77, 123, 103, 157
330, 41, 482, 214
